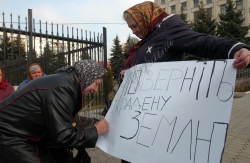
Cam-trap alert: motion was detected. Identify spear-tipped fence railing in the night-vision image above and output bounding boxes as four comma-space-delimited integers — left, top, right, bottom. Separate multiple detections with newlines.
0, 9, 108, 110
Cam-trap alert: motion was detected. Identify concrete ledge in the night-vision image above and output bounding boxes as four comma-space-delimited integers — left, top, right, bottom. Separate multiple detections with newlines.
234, 91, 250, 98
234, 92, 244, 98
244, 91, 250, 95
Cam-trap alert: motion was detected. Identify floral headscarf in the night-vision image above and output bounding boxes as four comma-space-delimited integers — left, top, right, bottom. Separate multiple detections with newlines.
56, 59, 107, 90
122, 1, 168, 69
126, 1, 167, 39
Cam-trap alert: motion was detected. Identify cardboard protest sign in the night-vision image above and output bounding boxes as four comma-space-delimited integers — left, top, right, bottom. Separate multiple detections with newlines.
97, 60, 236, 163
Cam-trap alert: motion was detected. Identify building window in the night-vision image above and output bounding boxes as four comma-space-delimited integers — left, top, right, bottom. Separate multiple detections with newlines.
207, 7, 212, 16
221, 4, 226, 14
207, 0, 212, 3
236, 1, 242, 10
194, 0, 199, 7
171, 5, 176, 14
161, 0, 165, 5
181, 2, 187, 10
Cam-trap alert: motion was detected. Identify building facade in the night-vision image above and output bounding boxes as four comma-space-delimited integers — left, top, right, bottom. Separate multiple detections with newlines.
154, 0, 250, 35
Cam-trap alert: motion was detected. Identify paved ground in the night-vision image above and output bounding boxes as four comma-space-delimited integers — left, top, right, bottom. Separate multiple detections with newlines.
85, 148, 120, 163
83, 92, 250, 163
222, 92, 250, 163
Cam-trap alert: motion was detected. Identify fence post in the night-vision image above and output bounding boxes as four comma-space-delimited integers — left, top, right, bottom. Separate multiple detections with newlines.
28, 9, 33, 65
103, 27, 108, 102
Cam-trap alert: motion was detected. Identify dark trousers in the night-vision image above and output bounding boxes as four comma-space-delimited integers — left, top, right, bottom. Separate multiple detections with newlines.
50, 148, 90, 163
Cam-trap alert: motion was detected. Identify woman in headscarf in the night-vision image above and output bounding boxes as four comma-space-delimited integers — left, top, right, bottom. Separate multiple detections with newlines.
121, 1, 250, 78
0, 59, 109, 163
0, 66, 15, 102
119, 1, 250, 163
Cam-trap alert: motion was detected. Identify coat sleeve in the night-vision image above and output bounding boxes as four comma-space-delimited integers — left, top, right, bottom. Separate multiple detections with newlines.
165, 15, 250, 59
43, 85, 98, 148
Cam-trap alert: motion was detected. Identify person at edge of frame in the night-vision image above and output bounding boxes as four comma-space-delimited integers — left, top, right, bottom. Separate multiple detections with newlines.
0, 66, 15, 102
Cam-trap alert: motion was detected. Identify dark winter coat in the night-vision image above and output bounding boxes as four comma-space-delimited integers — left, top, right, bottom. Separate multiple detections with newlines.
0, 70, 98, 163
134, 14, 250, 65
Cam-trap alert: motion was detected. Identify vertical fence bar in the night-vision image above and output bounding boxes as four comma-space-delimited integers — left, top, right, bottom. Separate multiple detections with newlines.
67, 26, 71, 66
28, 9, 33, 65
62, 25, 65, 67
33, 18, 36, 62
17, 15, 21, 84
2, 12, 5, 27
103, 27, 108, 102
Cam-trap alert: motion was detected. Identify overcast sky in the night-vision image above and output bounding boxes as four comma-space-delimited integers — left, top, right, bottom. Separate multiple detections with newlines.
0, 0, 153, 59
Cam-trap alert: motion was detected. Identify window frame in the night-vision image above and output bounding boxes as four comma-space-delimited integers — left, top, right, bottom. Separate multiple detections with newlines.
236, 0, 243, 10
207, 0, 212, 4
171, 5, 176, 14
221, 4, 226, 14
194, 0, 199, 7
181, 2, 187, 10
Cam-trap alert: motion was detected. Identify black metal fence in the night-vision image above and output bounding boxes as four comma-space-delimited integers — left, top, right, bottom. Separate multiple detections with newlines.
0, 9, 108, 107
235, 68, 250, 87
